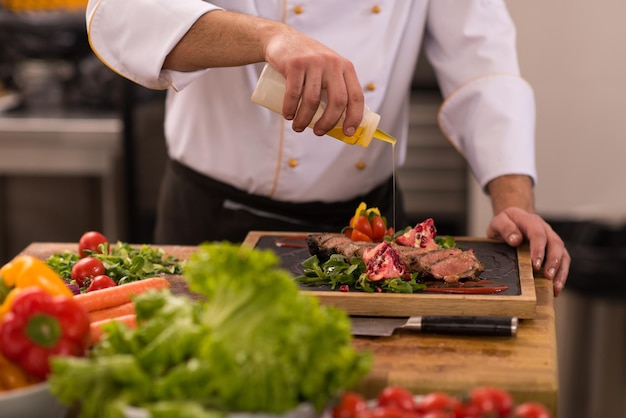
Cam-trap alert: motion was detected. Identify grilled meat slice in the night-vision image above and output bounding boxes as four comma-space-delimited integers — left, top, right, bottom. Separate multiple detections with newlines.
397, 247, 461, 272
305, 233, 376, 261
306, 233, 484, 282
427, 250, 485, 282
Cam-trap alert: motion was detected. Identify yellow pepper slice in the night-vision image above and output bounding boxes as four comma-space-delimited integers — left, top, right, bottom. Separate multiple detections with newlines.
0, 352, 36, 391
350, 202, 382, 228
353, 202, 368, 220
0, 255, 72, 320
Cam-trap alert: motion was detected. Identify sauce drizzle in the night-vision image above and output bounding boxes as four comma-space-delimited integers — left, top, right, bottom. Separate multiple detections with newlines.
422, 280, 508, 295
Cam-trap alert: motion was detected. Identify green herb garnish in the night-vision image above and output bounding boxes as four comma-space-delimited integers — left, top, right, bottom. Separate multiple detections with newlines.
295, 254, 427, 294
46, 242, 184, 287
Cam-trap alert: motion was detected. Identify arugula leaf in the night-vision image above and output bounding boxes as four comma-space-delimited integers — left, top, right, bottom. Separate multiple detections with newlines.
298, 254, 367, 290
435, 235, 457, 249
295, 254, 426, 294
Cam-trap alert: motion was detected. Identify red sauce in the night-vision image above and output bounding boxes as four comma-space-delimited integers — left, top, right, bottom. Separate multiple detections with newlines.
422, 280, 508, 295
274, 235, 309, 249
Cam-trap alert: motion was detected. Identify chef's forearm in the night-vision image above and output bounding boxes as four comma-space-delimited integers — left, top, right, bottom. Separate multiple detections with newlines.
486, 175, 535, 215
163, 10, 281, 71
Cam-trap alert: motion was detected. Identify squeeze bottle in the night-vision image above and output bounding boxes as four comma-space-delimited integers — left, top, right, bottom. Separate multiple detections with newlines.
251, 64, 396, 147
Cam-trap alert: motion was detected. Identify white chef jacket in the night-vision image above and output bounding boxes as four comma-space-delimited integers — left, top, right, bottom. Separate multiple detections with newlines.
86, 0, 536, 203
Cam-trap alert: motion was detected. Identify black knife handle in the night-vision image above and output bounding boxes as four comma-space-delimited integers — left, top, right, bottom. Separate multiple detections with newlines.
412, 316, 518, 337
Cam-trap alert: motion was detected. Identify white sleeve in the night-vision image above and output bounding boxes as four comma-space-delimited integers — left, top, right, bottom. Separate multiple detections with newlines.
424, 0, 537, 188
86, 0, 222, 90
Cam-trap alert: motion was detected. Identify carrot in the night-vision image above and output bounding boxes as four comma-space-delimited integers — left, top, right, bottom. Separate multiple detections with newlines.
90, 314, 136, 345
74, 277, 170, 312
88, 302, 135, 322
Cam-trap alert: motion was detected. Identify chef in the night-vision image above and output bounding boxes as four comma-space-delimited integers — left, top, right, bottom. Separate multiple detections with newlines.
85, 0, 569, 295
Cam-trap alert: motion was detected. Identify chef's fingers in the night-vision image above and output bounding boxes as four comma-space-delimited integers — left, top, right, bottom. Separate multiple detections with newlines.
289, 65, 324, 132
511, 213, 571, 296
282, 65, 306, 122
486, 210, 525, 247
538, 226, 570, 292
311, 63, 363, 137
549, 249, 570, 297
311, 69, 349, 135
488, 207, 547, 260
337, 66, 365, 137
520, 218, 550, 272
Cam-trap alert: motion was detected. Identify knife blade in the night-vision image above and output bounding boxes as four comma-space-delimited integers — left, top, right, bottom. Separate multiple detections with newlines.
350, 316, 518, 337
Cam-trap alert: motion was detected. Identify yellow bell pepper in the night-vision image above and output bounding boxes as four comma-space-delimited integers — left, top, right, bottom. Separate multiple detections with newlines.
350, 202, 382, 228
0, 255, 72, 320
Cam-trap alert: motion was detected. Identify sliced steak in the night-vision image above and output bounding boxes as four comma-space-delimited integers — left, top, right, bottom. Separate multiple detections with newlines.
427, 250, 485, 282
306, 233, 376, 261
399, 247, 462, 272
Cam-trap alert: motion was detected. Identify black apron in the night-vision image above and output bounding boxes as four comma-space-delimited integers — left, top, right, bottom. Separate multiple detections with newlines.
154, 158, 406, 245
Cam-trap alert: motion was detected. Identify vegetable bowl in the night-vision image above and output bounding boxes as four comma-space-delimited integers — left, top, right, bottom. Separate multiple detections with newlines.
0, 382, 68, 418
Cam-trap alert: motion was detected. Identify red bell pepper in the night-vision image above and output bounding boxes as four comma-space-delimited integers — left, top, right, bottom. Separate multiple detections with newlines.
0, 287, 90, 379
0, 254, 73, 321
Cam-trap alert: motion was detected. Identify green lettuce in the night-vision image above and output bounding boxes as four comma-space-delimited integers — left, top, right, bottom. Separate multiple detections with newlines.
49, 242, 371, 417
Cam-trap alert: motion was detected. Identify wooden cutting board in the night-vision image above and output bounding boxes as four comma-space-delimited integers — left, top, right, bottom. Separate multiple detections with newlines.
242, 231, 537, 319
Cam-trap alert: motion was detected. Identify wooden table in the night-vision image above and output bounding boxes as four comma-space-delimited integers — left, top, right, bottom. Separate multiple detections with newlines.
19, 241, 559, 416
351, 277, 557, 411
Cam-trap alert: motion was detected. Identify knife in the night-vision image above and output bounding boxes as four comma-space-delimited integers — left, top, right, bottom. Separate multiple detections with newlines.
350, 316, 518, 337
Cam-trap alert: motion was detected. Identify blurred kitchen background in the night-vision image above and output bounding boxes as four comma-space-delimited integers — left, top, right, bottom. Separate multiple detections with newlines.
0, 1, 624, 417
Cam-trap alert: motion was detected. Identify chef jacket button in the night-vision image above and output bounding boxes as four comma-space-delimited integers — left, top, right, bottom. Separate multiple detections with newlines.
366, 82, 376, 91
294, 5, 304, 14
288, 158, 299, 168
371, 5, 381, 14
356, 161, 366, 170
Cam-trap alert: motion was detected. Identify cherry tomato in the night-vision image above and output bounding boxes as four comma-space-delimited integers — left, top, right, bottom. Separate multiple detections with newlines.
353, 215, 374, 239
78, 231, 109, 258
371, 215, 387, 241
351, 229, 373, 242
422, 412, 454, 418
377, 386, 417, 413
512, 402, 551, 418
469, 386, 513, 417
369, 406, 408, 418
86, 275, 117, 292
343, 227, 354, 239
71, 257, 106, 287
453, 401, 483, 418
332, 392, 369, 418
416, 392, 457, 414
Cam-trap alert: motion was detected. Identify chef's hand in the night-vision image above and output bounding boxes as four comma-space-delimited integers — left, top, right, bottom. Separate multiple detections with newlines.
163, 10, 363, 138
487, 207, 570, 296
263, 25, 365, 138
485, 175, 570, 297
